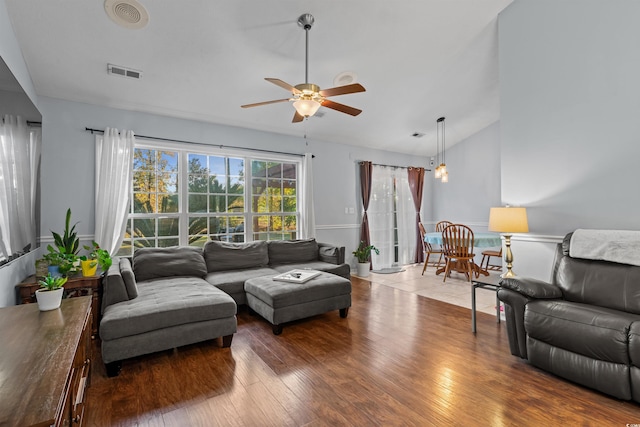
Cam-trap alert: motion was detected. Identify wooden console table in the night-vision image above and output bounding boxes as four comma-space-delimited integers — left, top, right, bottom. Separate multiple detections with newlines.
17, 274, 102, 337
0, 296, 92, 427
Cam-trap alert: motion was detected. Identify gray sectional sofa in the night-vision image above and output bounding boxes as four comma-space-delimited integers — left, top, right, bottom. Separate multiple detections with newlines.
99, 239, 350, 376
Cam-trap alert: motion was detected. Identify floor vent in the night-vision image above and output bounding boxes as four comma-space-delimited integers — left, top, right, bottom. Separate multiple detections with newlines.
107, 64, 142, 79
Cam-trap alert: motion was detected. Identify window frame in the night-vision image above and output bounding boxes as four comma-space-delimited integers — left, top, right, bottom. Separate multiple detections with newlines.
118, 138, 303, 256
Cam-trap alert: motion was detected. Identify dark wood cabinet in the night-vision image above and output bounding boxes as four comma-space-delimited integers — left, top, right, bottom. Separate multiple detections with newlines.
0, 297, 92, 427
16, 274, 102, 337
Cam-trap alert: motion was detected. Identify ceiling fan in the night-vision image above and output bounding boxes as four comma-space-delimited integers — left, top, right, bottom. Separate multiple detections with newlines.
241, 13, 366, 123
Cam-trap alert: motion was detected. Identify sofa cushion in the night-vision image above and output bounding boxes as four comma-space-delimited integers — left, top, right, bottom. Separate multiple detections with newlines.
555, 255, 640, 314
100, 276, 236, 341
120, 258, 138, 299
272, 262, 350, 280
267, 239, 318, 265
525, 299, 640, 364
133, 246, 207, 282
204, 267, 279, 296
204, 240, 269, 272
244, 272, 351, 309
318, 244, 341, 264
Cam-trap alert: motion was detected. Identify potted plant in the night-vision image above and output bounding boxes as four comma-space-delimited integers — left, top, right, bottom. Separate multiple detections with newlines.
353, 241, 379, 277
35, 273, 68, 311
80, 241, 112, 276
45, 208, 81, 277
43, 251, 77, 278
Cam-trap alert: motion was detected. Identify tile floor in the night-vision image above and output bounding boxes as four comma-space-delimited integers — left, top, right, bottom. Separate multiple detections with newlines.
356, 262, 504, 317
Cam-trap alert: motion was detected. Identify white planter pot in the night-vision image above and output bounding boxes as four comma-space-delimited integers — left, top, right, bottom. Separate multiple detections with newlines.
35, 288, 64, 311
356, 262, 370, 277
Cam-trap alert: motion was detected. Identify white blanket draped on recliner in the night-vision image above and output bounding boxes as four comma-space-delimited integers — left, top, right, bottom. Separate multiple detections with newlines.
569, 229, 640, 267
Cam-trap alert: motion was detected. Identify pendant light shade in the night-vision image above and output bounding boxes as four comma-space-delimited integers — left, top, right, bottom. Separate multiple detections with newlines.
293, 99, 321, 117
435, 117, 448, 183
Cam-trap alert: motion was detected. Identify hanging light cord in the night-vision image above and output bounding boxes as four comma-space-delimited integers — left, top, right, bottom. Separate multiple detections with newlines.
442, 118, 445, 165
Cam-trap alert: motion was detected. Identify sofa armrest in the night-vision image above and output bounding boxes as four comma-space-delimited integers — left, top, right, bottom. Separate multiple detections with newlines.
101, 257, 129, 314
500, 277, 563, 299
317, 242, 346, 265
497, 288, 530, 359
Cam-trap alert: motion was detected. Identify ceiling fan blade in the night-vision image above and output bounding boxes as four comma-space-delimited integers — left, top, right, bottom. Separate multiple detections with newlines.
319, 83, 366, 98
292, 111, 304, 123
241, 98, 291, 108
321, 99, 362, 116
265, 78, 302, 94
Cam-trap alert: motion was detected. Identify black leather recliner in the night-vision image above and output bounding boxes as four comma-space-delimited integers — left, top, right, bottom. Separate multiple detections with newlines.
498, 232, 640, 401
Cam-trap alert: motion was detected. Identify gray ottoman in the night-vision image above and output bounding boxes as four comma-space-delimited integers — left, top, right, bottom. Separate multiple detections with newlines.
244, 271, 351, 334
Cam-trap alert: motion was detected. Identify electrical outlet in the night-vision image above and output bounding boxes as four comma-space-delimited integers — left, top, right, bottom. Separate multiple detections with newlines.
348, 207, 355, 214
344, 207, 349, 214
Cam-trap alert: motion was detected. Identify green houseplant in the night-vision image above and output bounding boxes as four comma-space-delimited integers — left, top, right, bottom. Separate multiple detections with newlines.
353, 241, 379, 277
45, 208, 80, 277
38, 273, 68, 291
81, 241, 112, 275
35, 273, 68, 311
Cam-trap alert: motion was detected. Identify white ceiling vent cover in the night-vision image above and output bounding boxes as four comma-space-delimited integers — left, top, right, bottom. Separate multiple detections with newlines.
108, 64, 142, 79
104, 0, 149, 29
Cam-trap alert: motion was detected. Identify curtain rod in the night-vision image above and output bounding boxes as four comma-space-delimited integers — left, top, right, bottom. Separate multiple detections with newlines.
85, 127, 314, 158
358, 160, 431, 172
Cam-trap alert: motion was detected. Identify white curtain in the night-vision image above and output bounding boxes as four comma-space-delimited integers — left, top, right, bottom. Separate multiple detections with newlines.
395, 171, 417, 265
299, 153, 316, 239
369, 165, 395, 269
368, 164, 416, 269
0, 115, 40, 262
94, 128, 135, 255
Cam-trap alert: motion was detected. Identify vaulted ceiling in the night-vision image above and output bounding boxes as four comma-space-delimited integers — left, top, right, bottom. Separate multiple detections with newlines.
5, 0, 512, 156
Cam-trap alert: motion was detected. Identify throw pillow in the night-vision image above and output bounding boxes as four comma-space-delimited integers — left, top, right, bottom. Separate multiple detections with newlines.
267, 239, 318, 265
204, 240, 269, 272
133, 246, 207, 282
119, 257, 138, 299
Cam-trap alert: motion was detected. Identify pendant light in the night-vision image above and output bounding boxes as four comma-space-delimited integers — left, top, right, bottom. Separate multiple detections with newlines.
434, 117, 448, 183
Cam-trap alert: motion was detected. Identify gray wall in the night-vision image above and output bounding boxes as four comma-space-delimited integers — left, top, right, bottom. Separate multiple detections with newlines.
499, 0, 640, 279
0, 94, 430, 306
429, 121, 501, 231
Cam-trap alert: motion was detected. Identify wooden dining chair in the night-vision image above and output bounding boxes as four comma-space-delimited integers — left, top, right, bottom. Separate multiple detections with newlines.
435, 220, 453, 232
419, 222, 444, 275
441, 224, 475, 282
480, 247, 503, 273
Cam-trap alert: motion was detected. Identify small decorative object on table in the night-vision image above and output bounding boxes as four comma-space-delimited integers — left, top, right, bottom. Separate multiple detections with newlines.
43, 208, 81, 277
35, 258, 49, 279
80, 240, 112, 276
35, 273, 68, 311
273, 269, 321, 284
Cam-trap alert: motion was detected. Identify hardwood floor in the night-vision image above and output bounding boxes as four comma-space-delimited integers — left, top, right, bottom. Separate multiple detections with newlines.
85, 277, 640, 426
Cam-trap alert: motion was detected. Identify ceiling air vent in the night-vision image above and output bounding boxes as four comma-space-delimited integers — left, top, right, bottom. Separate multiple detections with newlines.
104, 0, 149, 29
107, 64, 142, 79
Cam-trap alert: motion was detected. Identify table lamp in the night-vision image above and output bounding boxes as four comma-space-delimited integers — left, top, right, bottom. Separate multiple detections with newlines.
488, 206, 529, 278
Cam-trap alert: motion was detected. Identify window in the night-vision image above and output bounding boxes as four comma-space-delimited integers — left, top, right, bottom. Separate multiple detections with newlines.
117, 141, 301, 256
251, 160, 298, 241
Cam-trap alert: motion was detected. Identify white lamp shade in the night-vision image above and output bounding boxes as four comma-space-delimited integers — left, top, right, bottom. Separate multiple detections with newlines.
488, 207, 529, 233
293, 99, 321, 117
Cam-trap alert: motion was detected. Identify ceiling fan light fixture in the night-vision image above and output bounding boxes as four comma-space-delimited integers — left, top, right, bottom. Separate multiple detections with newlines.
241, 13, 365, 121
293, 99, 321, 117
